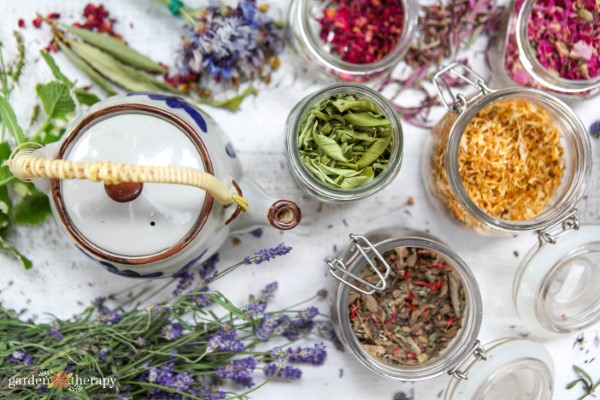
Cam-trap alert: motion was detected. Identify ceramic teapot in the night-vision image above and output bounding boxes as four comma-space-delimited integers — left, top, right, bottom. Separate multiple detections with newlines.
6, 93, 301, 278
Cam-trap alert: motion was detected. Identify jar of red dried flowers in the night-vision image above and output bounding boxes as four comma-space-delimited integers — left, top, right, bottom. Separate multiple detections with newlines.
424, 62, 591, 236
495, 0, 600, 99
326, 227, 565, 398
287, 0, 418, 84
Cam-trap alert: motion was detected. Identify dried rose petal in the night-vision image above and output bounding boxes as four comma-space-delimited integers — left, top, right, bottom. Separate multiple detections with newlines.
32, 16, 42, 28
570, 40, 593, 61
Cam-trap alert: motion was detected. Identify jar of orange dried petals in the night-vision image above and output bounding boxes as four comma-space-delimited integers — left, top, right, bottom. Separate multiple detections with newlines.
424, 62, 592, 236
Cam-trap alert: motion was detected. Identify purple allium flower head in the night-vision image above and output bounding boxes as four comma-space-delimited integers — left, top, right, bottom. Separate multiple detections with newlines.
96, 311, 121, 325
216, 356, 257, 388
286, 343, 327, 366
241, 302, 266, 320
208, 329, 244, 353
99, 348, 110, 361
45, 324, 63, 340
264, 363, 303, 381
245, 243, 292, 265
172, 271, 195, 296
162, 323, 184, 341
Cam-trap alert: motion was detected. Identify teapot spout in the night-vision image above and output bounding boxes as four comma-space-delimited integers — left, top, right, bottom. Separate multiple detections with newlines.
228, 176, 301, 233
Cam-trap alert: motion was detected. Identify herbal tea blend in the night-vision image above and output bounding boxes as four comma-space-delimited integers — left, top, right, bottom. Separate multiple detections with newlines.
431, 99, 565, 224
297, 93, 393, 189
317, 0, 404, 64
348, 247, 466, 366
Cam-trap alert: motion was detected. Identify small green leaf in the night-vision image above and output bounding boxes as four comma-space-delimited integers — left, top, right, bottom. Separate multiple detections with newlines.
74, 89, 101, 106
357, 135, 392, 169
566, 379, 582, 390
40, 50, 73, 87
0, 236, 32, 269
0, 186, 12, 231
0, 141, 14, 186
14, 188, 52, 225
56, 39, 117, 96
63, 25, 167, 73
36, 81, 76, 121
573, 365, 594, 387
343, 112, 391, 127
0, 95, 26, 144
209, 292, 245, 318
197, 87, 257, 112
314, 133, 348, 162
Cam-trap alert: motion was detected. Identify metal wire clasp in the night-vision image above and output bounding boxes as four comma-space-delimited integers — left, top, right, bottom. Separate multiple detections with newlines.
327, 234, 391, 295
537, 209, 580, 245
448, 340, 487, 380
433, 62, 493, 113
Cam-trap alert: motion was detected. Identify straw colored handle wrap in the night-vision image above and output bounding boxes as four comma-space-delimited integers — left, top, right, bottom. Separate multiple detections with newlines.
4, 146, 249, 212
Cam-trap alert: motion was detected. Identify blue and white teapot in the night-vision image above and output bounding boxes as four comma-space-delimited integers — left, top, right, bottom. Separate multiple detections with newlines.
6, 93, 301, 278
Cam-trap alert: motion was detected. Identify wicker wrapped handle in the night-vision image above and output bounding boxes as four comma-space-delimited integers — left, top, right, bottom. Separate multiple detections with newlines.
4, 146, 249, 212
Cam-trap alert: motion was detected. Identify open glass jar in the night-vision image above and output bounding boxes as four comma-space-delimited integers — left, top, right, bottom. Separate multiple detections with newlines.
327, 227, 560, 398
494, 0, 600, 99
424, 62, 592, 236
328, 228, 600, 400
287, 0, 418, 84
285, 83, 403, 202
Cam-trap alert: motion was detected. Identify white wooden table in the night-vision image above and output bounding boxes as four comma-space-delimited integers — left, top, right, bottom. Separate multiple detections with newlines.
1, 1, 599, 399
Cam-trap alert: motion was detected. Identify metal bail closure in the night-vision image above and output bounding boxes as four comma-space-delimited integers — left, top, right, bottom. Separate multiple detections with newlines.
537, 209, 580, 245
448, 340, 487, 380
327, 234, 392, 295
433, 62, 492, 113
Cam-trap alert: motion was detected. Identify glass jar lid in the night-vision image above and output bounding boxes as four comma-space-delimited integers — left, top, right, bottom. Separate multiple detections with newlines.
433, 62, 592, 233
53, 106, 211, 263
513, 213, 600, 336
445, 339, 554, 400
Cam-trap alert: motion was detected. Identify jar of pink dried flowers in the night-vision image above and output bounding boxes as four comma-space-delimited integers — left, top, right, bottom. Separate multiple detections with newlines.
496, 0, 600, 99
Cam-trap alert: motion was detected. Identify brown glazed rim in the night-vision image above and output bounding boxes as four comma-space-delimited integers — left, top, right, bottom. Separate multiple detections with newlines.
268, 200, 302, 230
51, 103, 215, 266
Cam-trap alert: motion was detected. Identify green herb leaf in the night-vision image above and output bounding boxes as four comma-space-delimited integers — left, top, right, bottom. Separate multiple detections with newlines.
566, 379, 582, 390
573, 365, 594, 387
343, 112, 391, 127
0, 95, 26, 144
74, 89, 101, 106
56, 39, 117, 96
63, 25, 167, 73
13, 187, 52, 225
357, 135, 392, 169
36, 81, 76, 121
40, 50, 73, 87
197, 86, 257, 112
314, 133, 348, 162
0, 141, 14, 186
0, 236, 32, 269
0, 186, 12, 232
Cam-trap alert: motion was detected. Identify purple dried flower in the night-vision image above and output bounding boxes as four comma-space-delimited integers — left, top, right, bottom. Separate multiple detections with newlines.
245, 243, 292, 265
286, 343, 327, 366
264, 363, 302, 381
271, 347, 289, 363
45, 324, 63, 340
208, 329, 244, 353
299, 307, 319, 322
8, 349, 34, 365
99, 348, 110, 361
590, 120, 600, 139
171, 372, 194, 391
96, 311, 121, 325
241, 302, 266, 320
198, 389, 226, 400
162, 323, 184, 341
259, 282, 278, 303
216, 356, 257, 388
135, 337, 148, 347
199, 253, 219, 282
172, 271, 195, 296
255, 313, 278, 341
92, 297, 106, 309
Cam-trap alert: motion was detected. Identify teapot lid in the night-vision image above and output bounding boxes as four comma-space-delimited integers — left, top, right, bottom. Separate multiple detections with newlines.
51, 105, 213, 263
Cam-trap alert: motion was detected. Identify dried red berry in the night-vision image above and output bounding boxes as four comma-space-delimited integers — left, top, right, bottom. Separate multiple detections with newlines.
32, 16, 43, 28
47, 12, 61, 20
18, 19, 26, 28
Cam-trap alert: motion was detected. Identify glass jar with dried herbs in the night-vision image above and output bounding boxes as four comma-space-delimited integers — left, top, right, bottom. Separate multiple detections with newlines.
492, 0, 600, 99
424, 62, 591, 236
287, 0, 418, 84
285, 84, 403, 202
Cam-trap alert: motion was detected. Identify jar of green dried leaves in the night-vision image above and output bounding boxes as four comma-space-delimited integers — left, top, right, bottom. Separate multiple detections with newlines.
285, 84, 403, 201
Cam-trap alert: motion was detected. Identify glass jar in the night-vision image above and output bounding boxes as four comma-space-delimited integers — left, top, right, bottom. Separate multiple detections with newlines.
285, 83, 403, 202
494, 0, 600, 99
327, 227, 560, 398
424, 62, 592, 236
327, 225, 600, 400
286, 0, 418, 84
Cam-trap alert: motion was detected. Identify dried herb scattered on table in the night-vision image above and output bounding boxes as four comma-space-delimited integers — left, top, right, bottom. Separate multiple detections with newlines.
431, 99, 565, 225
505, 0, 599, 84
297, 94, 393, 189
348, 247, 465, 366
317, 0, 404, 64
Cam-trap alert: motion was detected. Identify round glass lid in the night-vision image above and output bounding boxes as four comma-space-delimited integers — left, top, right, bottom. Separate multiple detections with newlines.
514, 225, 600, 336
445, 339, 554, 400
